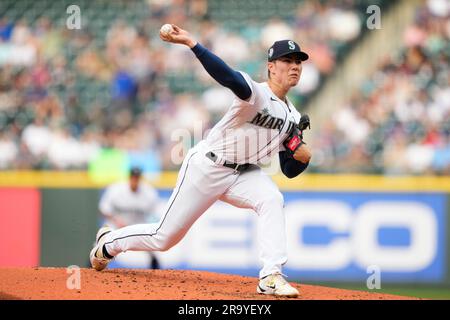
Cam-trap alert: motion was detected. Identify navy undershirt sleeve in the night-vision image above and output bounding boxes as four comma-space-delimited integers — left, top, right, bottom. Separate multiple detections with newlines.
191, 43, 252, 101
279, 151, 309, 178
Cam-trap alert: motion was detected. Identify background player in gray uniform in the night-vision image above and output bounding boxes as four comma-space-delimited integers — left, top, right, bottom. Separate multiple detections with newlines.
99, 167, 161, 269
90, 24, 312, 297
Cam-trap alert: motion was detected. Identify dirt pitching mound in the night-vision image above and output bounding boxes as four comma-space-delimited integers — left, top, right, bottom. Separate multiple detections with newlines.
0, 268, 418, 300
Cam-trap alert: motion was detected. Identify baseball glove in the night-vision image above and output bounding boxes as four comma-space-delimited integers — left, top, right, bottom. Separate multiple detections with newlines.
283, 114, 311, 157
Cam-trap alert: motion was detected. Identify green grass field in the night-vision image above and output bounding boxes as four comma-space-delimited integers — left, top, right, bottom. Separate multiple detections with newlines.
319, 283, 450, 300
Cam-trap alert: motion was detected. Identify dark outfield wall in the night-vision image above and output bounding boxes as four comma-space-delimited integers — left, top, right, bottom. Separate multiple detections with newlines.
40, 188, 99, 267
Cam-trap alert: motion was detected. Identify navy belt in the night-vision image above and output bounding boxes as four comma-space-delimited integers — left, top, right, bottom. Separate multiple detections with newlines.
205, 152, 251, 173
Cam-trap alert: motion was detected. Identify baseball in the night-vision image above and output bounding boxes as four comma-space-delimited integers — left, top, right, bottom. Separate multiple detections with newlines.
160, 24, 173, 36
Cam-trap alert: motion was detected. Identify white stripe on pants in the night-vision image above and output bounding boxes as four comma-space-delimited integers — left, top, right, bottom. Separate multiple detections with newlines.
103, 144, 287, 278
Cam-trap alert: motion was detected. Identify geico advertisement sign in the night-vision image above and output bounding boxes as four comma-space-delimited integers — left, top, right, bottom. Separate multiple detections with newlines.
285, 200, 437, 272
115, 193, 445, 280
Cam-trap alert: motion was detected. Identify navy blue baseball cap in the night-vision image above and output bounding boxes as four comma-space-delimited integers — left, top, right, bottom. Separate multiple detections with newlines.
129, 166, 142, 177
268, 40, 309, 62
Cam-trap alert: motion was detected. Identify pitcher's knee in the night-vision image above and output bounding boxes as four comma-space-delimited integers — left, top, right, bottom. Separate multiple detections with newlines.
274, 191, 284, 207
157, 242, 173, 252
153, 235, 181, 252
256, 191, 284, 212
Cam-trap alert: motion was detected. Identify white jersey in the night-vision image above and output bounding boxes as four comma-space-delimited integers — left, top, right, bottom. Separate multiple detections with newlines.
100, 66, 304, 280
99, 181, 159, 225
204, 72, 301, 165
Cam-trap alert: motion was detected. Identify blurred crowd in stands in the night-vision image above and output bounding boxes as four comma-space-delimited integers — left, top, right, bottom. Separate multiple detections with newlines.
310, 0, 450, 174
0, 0, 448, 175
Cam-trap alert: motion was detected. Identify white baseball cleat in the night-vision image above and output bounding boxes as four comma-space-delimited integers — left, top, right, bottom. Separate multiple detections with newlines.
90, 226, 113, 271
257, 273, 299, 298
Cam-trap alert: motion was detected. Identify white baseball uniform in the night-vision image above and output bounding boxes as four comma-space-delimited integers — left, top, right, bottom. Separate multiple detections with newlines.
102, 72, 301, 278
99, 181, 161, 269
99, 181, 160, 226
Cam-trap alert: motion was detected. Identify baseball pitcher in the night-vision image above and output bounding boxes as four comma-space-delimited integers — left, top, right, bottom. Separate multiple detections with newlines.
90, 24, 312, 297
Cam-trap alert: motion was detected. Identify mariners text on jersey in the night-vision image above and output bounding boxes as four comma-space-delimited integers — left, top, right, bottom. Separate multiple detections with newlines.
249, 109, 297, 133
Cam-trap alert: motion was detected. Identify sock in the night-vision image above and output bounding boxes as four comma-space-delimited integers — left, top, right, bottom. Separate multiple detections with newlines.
102, 245, 113, 259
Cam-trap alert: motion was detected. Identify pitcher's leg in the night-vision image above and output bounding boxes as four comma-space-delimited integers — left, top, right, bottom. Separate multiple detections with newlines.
220, 167, 287, 278
255, 190, 287, 278
103, 187, 220, 256
102, 151, 236, 257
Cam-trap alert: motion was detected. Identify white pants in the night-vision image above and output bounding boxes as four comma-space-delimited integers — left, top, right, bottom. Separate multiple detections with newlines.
103, 143, 287, 278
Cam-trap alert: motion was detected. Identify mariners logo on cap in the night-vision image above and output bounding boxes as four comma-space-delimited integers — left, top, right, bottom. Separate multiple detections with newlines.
288, 40, 296, 50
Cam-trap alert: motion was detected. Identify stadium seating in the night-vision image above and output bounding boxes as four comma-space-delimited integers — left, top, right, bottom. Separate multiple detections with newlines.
4, 0, 444, 175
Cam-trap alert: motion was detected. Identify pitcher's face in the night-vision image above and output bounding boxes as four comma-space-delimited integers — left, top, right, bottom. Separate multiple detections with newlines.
268, 54, 303, 88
